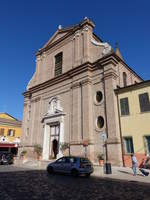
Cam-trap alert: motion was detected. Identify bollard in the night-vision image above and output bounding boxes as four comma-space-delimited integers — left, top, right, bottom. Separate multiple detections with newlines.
104, 163, 112, 174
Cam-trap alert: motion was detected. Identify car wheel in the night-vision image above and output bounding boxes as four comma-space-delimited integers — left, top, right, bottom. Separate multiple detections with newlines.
71, 169, 79, 177
47, 166, 53, 174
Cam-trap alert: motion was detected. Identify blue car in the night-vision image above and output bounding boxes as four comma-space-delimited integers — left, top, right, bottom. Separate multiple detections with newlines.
47, 156, 94, 177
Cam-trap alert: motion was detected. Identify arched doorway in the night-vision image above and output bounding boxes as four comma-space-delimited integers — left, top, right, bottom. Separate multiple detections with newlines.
52, 139, 58, 158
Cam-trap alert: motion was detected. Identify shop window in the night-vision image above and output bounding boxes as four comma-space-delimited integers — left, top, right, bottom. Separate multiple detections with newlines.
123, 137, 134, 154
120, 97, 129, 116
139, 93, 150, 112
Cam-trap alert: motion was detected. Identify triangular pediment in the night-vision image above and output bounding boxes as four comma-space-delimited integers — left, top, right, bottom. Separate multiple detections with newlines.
0, 113, 18, 121
43, 27, 74, 49
38, 18, 95, 54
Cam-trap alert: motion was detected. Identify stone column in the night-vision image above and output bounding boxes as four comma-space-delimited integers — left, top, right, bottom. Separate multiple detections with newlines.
42, 124, 50, 160
57, 119, 64, 158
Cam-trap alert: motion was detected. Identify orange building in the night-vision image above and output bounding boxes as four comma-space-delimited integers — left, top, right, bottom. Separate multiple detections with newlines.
0, 113, 22, 155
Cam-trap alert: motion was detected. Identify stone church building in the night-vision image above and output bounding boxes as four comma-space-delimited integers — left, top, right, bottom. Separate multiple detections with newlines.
22, 18, 142, 165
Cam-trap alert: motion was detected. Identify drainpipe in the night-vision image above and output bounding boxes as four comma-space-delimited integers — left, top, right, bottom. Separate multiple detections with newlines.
102, 65, 108, 162
80, 82, 84, 140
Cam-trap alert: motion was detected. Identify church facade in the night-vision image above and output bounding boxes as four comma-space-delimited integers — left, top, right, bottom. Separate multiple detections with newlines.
22, 18, 142, 165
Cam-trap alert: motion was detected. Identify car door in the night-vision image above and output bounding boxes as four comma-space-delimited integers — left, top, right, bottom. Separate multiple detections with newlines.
62, 157, 72, 173
53, 157, 66, 172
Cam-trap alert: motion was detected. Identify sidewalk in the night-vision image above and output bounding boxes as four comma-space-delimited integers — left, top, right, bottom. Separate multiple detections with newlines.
14, 159, 150, 184
93, 165, 150, 184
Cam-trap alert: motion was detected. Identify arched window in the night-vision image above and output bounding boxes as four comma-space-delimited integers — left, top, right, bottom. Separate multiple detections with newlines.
123, 72, 127, 87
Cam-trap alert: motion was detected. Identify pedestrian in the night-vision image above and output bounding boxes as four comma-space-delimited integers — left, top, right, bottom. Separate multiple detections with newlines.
145, 154, 150, 169
139, 159, 149, 176
131, 154, 138, 176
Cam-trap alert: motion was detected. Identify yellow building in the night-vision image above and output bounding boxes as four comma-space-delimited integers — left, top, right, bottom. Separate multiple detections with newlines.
0, 113, 22, 155
115, 80, 150, 166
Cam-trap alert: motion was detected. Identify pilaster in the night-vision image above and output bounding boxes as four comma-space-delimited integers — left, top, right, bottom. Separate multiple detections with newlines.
103, 63, 123, 166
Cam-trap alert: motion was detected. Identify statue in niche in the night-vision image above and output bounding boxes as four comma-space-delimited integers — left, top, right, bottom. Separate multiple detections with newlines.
52, 99, 57, 113
47, 98, 62, 114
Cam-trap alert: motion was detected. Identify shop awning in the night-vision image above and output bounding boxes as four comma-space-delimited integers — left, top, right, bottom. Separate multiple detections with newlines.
0, 143, 18, 148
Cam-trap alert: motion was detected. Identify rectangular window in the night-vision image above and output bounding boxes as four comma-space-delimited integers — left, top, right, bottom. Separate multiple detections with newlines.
55, 52, 62, 77
139, 93, 150, 112
144, 136, 150, 154
123, 137, 134, 154
120, 97, 129, 116
7, 129, 15, 137
0, 128, 4, 136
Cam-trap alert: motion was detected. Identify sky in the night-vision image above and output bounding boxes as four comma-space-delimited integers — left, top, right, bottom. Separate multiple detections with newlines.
0, 0, 150, 120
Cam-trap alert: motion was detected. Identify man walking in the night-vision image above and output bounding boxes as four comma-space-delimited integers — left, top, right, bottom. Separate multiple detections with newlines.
131, 154, 138, 176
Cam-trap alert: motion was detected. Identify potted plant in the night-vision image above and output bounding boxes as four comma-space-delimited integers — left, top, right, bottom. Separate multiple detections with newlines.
97, 153, 104, 166
60, 142, 69, 155
20, 150, 27, 161
34, 144, 43, 160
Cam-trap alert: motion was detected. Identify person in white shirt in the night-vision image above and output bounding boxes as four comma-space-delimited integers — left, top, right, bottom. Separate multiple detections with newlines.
131, 154, 138, 176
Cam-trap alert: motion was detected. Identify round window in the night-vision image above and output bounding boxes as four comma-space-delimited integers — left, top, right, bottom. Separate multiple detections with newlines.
97, 116, 104, 129
96, 91, 103, 103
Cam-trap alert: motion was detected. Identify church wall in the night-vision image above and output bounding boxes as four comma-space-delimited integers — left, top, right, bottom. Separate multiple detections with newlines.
117, 62, 142, 87
35, 37, 73, 85
91, 74, 105, 162
89, 37, 104, 63
27, 22, 107, 90
22, 18, 143, 165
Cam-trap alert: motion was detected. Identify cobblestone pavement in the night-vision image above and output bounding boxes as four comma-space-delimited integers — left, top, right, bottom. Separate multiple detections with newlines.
0, 165, 150, 200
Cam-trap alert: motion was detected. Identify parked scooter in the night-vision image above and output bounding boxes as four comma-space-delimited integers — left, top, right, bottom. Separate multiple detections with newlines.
0, 154, 8, 165
0, 153, 14, 165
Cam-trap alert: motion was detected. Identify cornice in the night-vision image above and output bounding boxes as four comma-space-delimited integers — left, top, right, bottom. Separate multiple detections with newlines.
23, 53, 142, 96
115, 79, 150, 94
81, 78, 92, 86
0, 118, 22, 127
23, 61, 93, 96
71, 78, 92, 89
103, 71, 118, 80
31, 97, 41, 103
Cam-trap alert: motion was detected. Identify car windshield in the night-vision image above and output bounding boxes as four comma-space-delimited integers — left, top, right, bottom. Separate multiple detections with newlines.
80, 158, 90, 163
